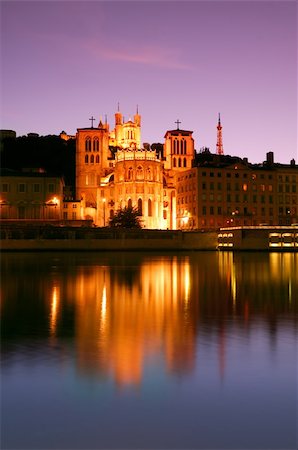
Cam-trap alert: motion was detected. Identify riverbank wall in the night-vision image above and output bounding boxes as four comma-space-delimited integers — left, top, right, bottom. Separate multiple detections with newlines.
0, 225, 218, 251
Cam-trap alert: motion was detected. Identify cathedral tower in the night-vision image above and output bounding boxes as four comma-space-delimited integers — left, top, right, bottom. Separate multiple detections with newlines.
164, 120, 195, 171
76, 117, 110, 216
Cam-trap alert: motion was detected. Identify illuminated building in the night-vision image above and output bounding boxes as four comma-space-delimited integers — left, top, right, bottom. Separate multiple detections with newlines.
76, 109, 297, 229
0, 168, 64, 220
76, 108, 195, 228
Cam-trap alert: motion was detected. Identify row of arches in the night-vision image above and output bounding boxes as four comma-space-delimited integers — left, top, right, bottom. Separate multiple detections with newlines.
126, 198, 153, 216
120, 166, 159, 182
85, 154, 100, 164
173, 157, 187, 168
173, 139, 187, 155
125, 130, 135, 140
85, 137, 100, 152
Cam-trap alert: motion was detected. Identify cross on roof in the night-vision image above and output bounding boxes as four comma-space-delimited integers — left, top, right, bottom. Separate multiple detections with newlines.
175, 119, 181, 130
89, 116, 95, 128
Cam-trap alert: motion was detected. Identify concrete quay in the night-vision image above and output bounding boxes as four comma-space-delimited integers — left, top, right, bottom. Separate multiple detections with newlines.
0, 226, 218, 251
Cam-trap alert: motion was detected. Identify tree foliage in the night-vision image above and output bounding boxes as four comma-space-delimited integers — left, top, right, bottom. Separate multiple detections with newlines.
0, 135, 76, 186
109, 206, 142, 229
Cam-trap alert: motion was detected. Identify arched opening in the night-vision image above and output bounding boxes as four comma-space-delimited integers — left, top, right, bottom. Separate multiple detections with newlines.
148, 199, 152, 217
138, 198, 143, 215
183, 157, 187, 167
96, 155, 99, 164
136, 166, 143, 180
128, 198, 132, 209
90, 155, 94, 163
147, 167, 153, 181
85, 137, 91, 152
173, 157, 176, 168
178, 158, 181, 167
93, 138, 99, 152
174, 139, 178, 154
127, 167, 133, 181
85, 155, 88, 164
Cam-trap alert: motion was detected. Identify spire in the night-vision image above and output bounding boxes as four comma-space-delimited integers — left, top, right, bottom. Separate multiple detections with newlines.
117, 102, 120, 112
216, 113, 224, 155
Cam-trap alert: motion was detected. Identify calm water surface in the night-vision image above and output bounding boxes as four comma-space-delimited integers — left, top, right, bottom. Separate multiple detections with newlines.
1, 251, 297, 449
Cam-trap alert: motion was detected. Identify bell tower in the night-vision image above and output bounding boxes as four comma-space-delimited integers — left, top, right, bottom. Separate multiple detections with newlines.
164, 120, 195, 170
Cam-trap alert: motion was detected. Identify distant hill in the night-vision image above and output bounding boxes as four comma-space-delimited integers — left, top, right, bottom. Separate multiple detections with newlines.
0, 134, 76, 186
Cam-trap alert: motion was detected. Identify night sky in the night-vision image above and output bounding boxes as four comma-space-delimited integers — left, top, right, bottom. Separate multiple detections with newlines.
1, 0, 297, 163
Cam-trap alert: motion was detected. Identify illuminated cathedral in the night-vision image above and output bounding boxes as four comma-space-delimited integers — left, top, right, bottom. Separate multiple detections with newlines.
76, 107, 195, 228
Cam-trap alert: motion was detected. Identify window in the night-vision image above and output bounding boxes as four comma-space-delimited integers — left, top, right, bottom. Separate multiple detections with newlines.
148, 199, 152, 216
73, 204, 77, 208
96, 155, 99, 164
138, 198, 143, 215
33, 183, 40, 192
173, 158, 176, 167
128, 168, 133, 180
72, 212, 77, 220
85, 137, 91, 152
210, 206, 214, 215
48, 183, 54, 193
2, 183, 9, 192
63, 212, 67, 220
243, 184, 248, 191
136, 166, 143, 180
202, 206, 206, 215
128, 198, 132, 209
19, 183, 25, 193
85, 155, 88, 164
183, 158, 187, 167
90, 155, 94, 163
93, 138, 99, 152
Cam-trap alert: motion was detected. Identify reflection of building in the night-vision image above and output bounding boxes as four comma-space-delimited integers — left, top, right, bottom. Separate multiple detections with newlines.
0, 169, 64, 220
68, 257, 198, 386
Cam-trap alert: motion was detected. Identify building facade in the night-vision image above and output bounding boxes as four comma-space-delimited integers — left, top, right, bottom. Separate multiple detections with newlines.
75, 109, 195, 229
75, 109, 298, 229
1, 112, 296, 229
0, 169, 64, 220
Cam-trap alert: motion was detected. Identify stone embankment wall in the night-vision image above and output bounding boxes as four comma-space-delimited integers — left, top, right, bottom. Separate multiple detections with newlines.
0, 225, 218, 251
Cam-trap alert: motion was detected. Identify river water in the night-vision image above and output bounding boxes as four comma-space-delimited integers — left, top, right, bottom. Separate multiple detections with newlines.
1, 251, 297, 449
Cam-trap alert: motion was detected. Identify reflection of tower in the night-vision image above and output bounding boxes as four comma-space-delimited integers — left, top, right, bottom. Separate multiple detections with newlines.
216, 113, 224, 155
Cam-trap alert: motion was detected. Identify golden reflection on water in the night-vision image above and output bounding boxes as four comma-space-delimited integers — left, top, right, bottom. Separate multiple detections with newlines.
49, 284, 60, 336
3, 252, 293, 386
42, 253, 294, 387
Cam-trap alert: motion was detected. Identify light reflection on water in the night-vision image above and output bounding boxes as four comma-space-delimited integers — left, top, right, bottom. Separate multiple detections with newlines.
1, 252, 297, 450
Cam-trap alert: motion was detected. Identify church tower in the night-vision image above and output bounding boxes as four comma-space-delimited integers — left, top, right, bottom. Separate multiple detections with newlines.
113, 105, 141, 149
76, 116, 111, 216
216, 113, 224, 155
164, 120, 195, 171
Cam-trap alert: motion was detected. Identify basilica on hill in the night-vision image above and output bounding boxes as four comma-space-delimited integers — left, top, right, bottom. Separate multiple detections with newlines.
76, 107, 195, 229
74, 106, 297, 229
1, 107, 297, 229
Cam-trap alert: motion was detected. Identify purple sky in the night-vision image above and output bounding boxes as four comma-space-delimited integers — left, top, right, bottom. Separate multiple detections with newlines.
1, 1, 297, 163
